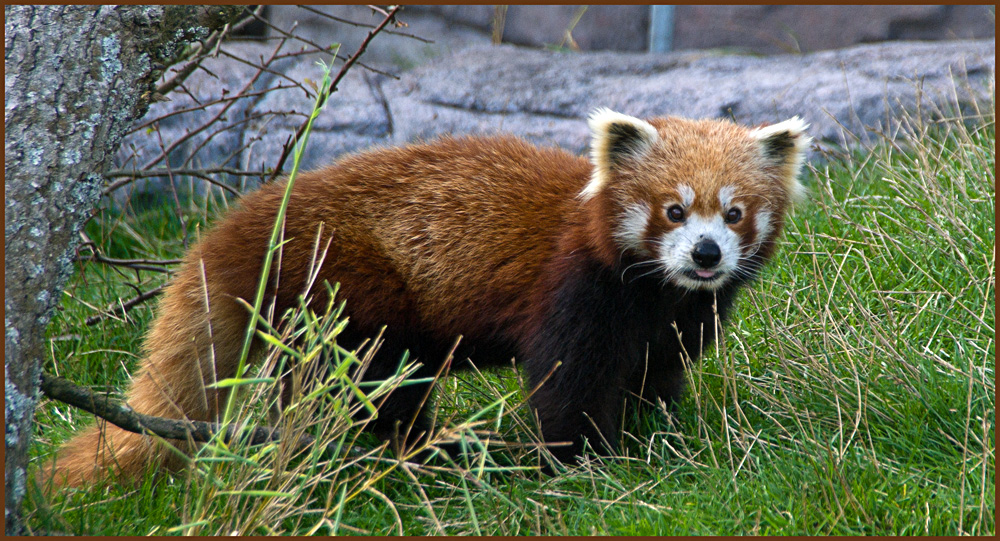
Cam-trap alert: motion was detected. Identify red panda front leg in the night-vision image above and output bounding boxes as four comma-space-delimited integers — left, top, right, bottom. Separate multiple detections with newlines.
526, 352, 628, 463
524, 263, 652, 463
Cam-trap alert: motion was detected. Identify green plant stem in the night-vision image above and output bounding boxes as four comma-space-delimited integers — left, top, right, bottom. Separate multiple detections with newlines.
221, 61, 335, 428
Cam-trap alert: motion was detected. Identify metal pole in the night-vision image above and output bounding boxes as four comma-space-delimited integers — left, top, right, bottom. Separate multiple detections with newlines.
649, 5, 675, 53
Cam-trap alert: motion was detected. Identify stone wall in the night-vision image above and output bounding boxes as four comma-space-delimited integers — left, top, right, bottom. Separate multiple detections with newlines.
412, 5, 993, 53
671, 5, 995, 54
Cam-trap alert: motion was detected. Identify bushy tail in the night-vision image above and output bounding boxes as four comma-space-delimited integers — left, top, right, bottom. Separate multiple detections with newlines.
47, 262, 253, 488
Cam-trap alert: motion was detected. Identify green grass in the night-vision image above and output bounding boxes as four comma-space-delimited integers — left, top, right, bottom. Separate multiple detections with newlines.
25, 97, 994, 535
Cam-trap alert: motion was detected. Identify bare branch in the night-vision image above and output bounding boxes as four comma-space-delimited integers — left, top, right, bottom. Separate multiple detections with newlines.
156, 7, 266, 97
107, 167, 269, 180
246, 9, 397, 80
127, 84, 304, 136
104, 166, 272, 197
139, 34, 292, 171
269, 5, 402, 180
216, 47, 319, 98
76, 252, 181, 271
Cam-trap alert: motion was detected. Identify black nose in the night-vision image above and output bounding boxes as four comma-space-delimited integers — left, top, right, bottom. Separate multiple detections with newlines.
691, 240, 722, 268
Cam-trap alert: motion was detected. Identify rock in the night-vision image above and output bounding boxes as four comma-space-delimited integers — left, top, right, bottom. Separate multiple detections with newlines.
111, 38, 994, 206
413, 5, 995, 54
384, 40, 995, 155
420, 5, 651, 51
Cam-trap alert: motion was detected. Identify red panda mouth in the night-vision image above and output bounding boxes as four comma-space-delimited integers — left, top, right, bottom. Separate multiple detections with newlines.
684, 269, 723, 282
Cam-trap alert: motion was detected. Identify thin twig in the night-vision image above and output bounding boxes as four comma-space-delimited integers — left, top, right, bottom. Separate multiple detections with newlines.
154, 127, 190, 248
216, 46, 318, 97
84, 284, 167, 326
295, 4, 434, 43
365, 70, 393, 137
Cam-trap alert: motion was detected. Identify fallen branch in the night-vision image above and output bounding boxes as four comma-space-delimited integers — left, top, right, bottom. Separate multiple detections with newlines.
39, 372, 312, 450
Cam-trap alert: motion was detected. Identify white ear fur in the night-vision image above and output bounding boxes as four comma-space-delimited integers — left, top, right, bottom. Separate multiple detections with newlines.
580, 108, 659, 200
749, 116, 812, 203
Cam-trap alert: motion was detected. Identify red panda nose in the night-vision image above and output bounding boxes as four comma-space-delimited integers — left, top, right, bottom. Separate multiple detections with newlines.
691, 240, 722, 268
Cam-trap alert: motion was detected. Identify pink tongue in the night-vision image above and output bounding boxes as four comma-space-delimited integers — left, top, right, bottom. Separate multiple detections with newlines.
695, 270, 716, 279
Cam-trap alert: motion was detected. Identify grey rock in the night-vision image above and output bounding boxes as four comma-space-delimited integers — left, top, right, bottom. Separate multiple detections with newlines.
114, 38, 994, 203
421, 5, 651, 51
414, 6, 995, 54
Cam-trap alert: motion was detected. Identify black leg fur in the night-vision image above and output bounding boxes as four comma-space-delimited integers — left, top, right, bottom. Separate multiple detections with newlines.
524, 255, 741, 463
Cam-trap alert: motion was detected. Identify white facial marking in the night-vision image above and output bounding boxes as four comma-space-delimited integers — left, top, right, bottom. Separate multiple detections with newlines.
678, 184, 695, 207
615, 203, 651, 254
755, 209, 773, 245
718, 186, 737, 209
657, 211, 743, 291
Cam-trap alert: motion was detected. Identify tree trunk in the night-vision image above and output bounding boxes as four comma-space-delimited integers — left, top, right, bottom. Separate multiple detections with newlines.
4, 6, 242, 534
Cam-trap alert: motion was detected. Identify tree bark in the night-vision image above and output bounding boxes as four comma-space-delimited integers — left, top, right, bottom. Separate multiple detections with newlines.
4, 6, 242, 534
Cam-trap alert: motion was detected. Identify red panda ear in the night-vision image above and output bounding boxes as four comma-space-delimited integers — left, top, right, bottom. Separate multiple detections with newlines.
750, 117, 812, 203
581, 108, 659, 200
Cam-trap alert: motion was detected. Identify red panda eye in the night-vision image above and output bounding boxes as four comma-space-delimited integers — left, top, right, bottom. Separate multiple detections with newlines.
666, 205, 685, 222
725, 207, 742, 224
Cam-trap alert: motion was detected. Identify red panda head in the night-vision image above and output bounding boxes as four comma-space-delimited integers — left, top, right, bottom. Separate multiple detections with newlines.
582, 108, 811, 291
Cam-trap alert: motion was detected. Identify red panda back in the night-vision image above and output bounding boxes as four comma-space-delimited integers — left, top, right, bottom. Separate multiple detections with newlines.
210, 136, 594, 342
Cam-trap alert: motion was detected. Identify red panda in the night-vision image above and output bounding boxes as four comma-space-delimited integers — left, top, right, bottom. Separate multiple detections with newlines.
48, 108, 809, 486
